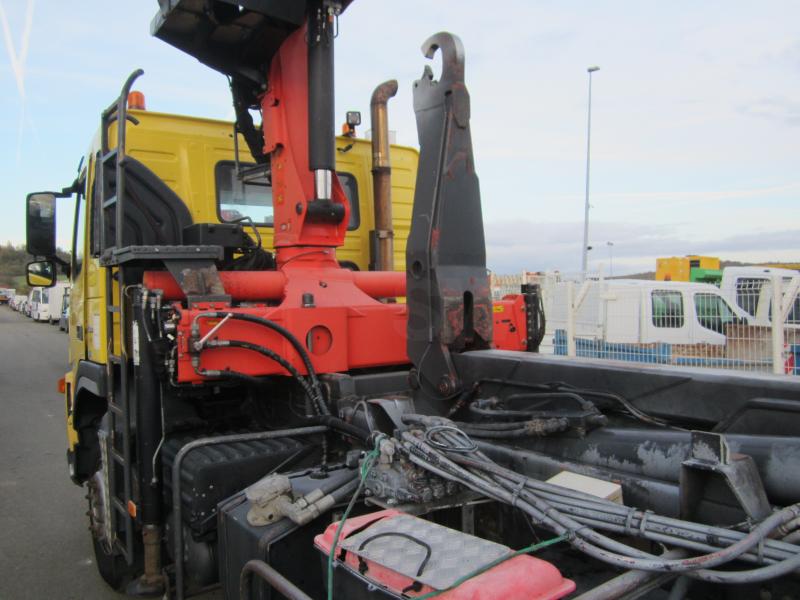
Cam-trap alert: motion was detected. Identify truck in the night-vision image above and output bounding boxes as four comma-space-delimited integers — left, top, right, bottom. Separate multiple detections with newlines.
656, 255, 722, 284
720, 266, 800, 327
24, 3, 800, 599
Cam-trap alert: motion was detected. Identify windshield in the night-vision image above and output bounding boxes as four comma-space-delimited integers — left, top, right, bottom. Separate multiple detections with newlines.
216, 162, 273, 225
215, 161, 360, 230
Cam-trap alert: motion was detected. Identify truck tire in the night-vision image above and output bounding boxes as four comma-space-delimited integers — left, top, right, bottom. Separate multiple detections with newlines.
86, 473, 138, 591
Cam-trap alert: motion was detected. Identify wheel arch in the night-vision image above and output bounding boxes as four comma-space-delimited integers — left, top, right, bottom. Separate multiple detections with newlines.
68, 361, 109, 484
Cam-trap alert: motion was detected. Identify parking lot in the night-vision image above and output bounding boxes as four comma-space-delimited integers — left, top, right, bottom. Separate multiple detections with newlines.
0, 306, 222, 599
0, 307, 127, 599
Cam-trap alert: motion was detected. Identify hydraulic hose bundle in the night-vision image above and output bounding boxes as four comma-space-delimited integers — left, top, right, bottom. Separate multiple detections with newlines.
189, 311, 330, 416
397, 415, 800, 584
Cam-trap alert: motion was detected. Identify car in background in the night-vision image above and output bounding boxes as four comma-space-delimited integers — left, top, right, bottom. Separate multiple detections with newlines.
11, 295, 26, 311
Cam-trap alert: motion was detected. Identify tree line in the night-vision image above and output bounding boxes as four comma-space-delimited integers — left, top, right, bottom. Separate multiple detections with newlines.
0, 243, 70, 293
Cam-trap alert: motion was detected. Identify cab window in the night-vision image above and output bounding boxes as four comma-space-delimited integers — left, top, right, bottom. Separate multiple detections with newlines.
72, 189, 86, 278
735, 277, 766, 317
215, 161, 359, 230
695, 293, 737, 333
652, 290, 684, 328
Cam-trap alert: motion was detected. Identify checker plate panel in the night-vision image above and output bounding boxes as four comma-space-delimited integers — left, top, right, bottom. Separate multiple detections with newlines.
339, 513, 511, 590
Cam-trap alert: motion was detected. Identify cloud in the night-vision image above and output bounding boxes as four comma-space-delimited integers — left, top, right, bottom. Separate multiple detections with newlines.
739, 97, 800, 127
0, 0, 35, 163
0, 0, 34, 98
539, 182, 800, 208
485, 219, 800, 274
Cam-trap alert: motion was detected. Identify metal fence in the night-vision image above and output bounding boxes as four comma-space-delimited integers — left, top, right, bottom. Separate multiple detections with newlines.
490, 271, 799, 377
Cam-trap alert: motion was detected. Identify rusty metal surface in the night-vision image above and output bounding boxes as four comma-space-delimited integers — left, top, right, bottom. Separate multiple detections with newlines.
680, 431, 772, 523
164, 259, 228, 304
370, 80, 398, 272
406, 32, 492, 400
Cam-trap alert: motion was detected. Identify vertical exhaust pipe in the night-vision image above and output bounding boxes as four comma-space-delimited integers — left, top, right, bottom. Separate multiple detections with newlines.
370, 80, 398, 271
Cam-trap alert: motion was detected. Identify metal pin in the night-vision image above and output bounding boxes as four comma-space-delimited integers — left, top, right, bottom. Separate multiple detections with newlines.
194, 312, 232, 351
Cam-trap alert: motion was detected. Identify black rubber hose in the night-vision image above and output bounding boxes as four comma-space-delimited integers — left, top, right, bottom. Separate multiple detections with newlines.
457, 419, 569, 438
357, 532, 432, 576
468, 405, 573, 421
312, 415, 371, 444
204, 339, 319, 414
198, 312, 328, 415
195, 366, 264, 385
456, 419, 566, 431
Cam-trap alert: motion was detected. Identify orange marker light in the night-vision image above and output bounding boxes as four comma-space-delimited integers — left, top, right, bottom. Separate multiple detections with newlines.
57, 377, 66, 394
127, 91, 146, 110
127, 500, 137, 518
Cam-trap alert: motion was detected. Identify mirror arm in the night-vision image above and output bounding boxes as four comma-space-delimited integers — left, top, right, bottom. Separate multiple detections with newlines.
52, 255, 71, 279
58, 179, 81, 197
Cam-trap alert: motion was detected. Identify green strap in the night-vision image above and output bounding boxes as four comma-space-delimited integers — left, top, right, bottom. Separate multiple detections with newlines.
327, 435, 385, 600
412, 534, 568, 599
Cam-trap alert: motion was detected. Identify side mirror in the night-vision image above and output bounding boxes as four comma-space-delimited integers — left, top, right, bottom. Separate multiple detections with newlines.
26, 192, 57, 257
27, 260, 56, 287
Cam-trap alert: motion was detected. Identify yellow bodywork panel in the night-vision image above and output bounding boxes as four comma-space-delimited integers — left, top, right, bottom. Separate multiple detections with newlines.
107, 110, 417, 270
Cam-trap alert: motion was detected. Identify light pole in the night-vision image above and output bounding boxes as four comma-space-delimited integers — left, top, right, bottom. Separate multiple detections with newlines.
606, 241, 614, 277
581, 65, 600, 279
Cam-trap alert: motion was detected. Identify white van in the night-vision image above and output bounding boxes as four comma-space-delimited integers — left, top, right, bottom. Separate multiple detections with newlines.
547, 279, 749, 347
720, 267, 800, 327
40, 282, 70, 324
28, 287, 42, 319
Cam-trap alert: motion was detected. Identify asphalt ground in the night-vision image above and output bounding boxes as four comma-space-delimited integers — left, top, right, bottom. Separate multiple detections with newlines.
0, 307, 221, 600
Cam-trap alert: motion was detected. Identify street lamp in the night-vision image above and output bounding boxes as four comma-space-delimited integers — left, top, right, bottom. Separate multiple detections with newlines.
606, 241, 614, 277
581, 65, 600, 279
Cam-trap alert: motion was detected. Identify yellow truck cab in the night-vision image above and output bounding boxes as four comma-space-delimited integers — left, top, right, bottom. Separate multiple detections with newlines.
51, 96, 417, 472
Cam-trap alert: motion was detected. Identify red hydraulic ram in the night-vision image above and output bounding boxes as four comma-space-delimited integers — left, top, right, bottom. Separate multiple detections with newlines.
143, 270, 406, 301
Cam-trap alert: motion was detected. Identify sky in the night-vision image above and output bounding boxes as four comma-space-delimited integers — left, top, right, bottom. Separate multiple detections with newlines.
1, 0, 798, 275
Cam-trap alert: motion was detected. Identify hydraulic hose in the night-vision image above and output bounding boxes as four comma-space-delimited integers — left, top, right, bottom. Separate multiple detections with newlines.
451, 453, 800, 564
400, 430, 800, 584
457, 418, 569, 438
191, 312, 329, 415
204, 339, 320, 415
313, 415, 371, 444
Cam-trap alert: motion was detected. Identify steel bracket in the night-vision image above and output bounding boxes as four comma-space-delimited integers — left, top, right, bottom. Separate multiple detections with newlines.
680, 431, 771, 523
